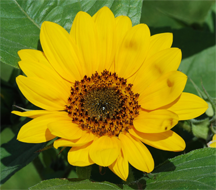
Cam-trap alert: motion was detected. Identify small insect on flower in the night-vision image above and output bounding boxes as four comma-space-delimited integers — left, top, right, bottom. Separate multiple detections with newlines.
12, 6, 208, 181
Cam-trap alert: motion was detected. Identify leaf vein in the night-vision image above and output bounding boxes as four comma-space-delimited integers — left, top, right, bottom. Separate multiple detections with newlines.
13, 0, 40, 29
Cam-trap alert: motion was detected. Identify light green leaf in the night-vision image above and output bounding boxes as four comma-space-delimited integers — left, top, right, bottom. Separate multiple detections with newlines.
0, 135, 44, 184
0, 0, 142, 68
192, 118, 210, 140
29, 179, 121, 190
141, 148, 216, 189
179, 45, 216, 98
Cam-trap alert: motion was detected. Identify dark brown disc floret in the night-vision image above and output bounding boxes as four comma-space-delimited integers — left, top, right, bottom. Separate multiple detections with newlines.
65, 70, 140, 137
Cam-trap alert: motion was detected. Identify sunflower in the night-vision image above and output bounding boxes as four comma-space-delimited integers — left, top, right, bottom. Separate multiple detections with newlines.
12, 7, 208, 181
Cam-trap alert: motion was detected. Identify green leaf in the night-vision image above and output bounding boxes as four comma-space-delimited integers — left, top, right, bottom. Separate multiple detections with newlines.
0, 135, 44, 184
29, 178, 121, 190
179, 45, 216, 98
141, 1, 214, 28
204, 3, 216, 33
140, 148, 216, 189
123, 184, 135, 190
0, 0, 142, 68
141, 1, 185, 29
192, 118, 210, 140
0, 62, 14, 82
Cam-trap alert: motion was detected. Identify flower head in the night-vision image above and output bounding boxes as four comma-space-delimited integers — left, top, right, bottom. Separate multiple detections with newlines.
13, 7, 208, 181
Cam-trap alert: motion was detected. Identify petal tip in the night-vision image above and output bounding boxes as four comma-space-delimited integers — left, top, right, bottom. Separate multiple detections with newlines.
98, 6, 112, 13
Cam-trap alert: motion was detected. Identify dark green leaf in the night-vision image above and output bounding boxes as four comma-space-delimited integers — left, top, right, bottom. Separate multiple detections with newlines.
150, 27, 215, 60
1, 79, 15, 127
141, 1, 184, 29
29, 178, 121, 190
139, 148, 216, 189
0, 135, 44, 184
0, 0, 142, 68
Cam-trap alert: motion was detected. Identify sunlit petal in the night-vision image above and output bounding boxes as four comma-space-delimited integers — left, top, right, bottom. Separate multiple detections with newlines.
89, 136, 121, 166
139, 71, 187, 110
109, 150, 129, 181
68, 142, 94, 166
119, 132, 154, 173
130, 127, 186, 152
134, 109, 178, 133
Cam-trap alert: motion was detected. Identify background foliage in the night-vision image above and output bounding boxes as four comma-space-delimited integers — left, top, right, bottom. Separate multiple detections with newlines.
0, 0, 215, 189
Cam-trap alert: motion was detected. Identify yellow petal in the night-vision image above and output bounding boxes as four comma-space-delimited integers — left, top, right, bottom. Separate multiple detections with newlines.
68, 142, 94, 166
115, 24, 150, 78
112, 15, 132, 73
70, 11, 98, 76
133, 48, 182, 94
146, 33, 173, 59
18, 60, 71, 94
18, 49, 48, 62
119, 132, 154, 173
213, 134, 216, 141
209, 141, 216, 148
40, 21, 82, 82
139, 71, 187, 110
89, 136, 121, 167
114, 15, 132, 56
93, 6, 115, 73
109, 150, 129, 181
208, 135, 216, 148
12, 110, 55, 118
16, 76, 67, 110
134, 109, 178, 133
167, 92, 208, 120
48, 119, 83, 140
54, 139, 77, 149
17, 112, 68, 143
54, 132, 95, 149
130, 127, 186, 152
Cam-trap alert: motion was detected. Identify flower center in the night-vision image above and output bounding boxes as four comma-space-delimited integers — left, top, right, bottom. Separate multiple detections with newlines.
83, 87, 120, 120
65, 70, 140, 137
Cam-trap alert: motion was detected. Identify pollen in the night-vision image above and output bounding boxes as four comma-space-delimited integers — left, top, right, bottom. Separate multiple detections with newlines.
65, 70, 140, 137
